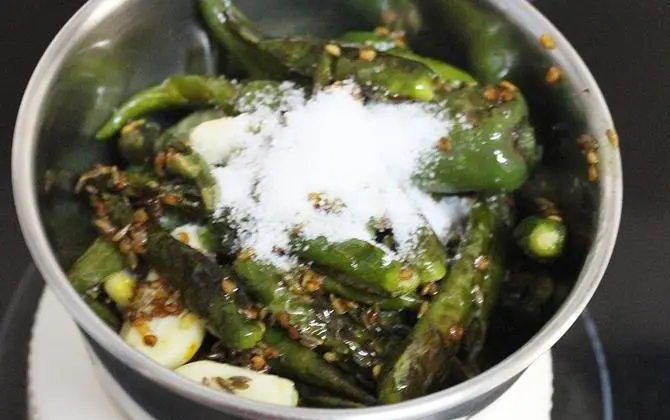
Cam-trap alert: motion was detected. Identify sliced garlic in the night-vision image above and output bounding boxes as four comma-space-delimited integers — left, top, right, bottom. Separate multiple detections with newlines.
175, 360, 299, 407
103, 270, 137, 308
120, 312, 205, 370
171, 224, 213, 255
189, 115, 255, 166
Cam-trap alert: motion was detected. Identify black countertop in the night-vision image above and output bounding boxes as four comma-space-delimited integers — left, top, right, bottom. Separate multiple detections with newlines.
0, 0, 668, 419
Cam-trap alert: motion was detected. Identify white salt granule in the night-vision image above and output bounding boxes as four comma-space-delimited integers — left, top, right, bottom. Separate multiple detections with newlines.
210, 82, 467, 268
234, 81, 306, 115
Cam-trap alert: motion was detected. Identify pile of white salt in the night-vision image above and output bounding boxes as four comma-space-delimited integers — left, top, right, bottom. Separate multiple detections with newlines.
193, 82, 469, 268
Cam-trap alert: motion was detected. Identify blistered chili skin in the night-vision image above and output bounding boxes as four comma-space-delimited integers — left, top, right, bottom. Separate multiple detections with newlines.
233, 256, 386, 368
144, 224, 265, 351
67, 237, 126, 295
290, 236, 420, 296
412, 86, 536, 194
95, 76, 239, 141
378, 197, 510, 403
263, 328, 376, 405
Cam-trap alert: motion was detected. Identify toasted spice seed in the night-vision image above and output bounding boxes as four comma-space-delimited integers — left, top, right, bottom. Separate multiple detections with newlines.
606, 128, 620, 148
302, 270, 324, 293
547, 214, 563, 222
301, 269, 315, 285
578, 134, 598, 151
588, 165, 600, 183
363, 306, 381, 328
131, 237, 146, 255
323, 352, 338, 363
421, 282, 438, 296
359, 48, 377, 62
499, 89, 515, 102
389, 30, 408, 47
134, 320, 153, 337
418, 301, 430, 318
229, 376, 252, 390
243, 307, 260, 320
276, 311, 291, 328
545, 66, 562, 85
331, 297, 350, 315
291, 224, 304, 237
121, 119, 145, 137
399, 268, 414, 281
304, 279, 322, 293
272, 246, 286, 256
374, 26, 390, 37
300, 269, 315, 289
483, 87, 499, 101
308, 192, 322, 208
437, 137, 453, 152
143, 334, 158, 347
474, 255, 490, 272
420, 284, 432, 297
95, 218, 116, 236
75, 174, 91, 194
162, 193, 181, 206
114, 175, 129, 190
372, 364, 382, 379
239, 248, 255, 261
110, 166, 122, 187
221, 277, 238, 295
133, 209, 149, 225
587, 150, 599, 165
539, 33, 557, 50
324, 44, 341, 57
119, 238, 133, 254
214, 377, 236, 394
394, 37, 407, 48
535, 198, 558, 216
154, 152, 166, 177
164, 304, 182, 315
250, 355, 267, 371
264, 346, 280, 359
287, 326, 301, 340
499, 80, 518, 92
112, 224, 131, 243
177, 232, 190, 244
449, 324, 464, 341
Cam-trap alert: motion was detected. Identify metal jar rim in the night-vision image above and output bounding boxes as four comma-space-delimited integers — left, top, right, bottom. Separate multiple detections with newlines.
12, 0, 623, 418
